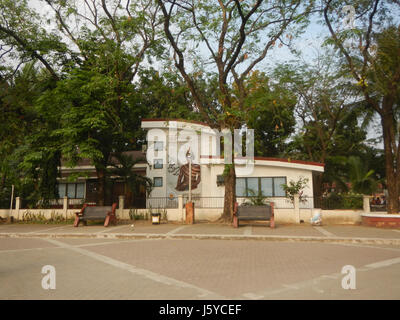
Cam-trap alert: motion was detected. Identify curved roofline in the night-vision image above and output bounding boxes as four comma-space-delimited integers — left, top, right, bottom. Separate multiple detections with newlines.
200, 155, 324, 168
254, 157, 324, 167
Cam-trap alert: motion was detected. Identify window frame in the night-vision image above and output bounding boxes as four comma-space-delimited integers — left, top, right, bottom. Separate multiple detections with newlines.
153, 159, 163, 169
235, 177, 287, 197
57, 182, 85, 199
153, 177, 163, 187
154, 141, 164, 151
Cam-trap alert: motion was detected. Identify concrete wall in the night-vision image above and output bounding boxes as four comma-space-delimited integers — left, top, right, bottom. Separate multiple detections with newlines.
0, 209, 77, 220
0, 195, 362, 225
1, 207, 362, 225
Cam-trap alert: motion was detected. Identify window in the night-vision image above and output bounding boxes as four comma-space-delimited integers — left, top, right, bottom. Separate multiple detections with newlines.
273, 177, 286, 197
154, 177, 163, 187
235, 177, 287, 197
76, 183, 85, 199
246, 178, 259, 196
57, 183, 85, 199
236, 178, 246, 196
154, 141, 163, 151
58, 184, 66, 199
261, 178, 273, 197
154, 159, 163, 169
216, 175, 225, 186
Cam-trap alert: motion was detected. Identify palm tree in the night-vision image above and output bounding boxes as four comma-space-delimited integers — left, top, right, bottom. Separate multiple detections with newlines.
346, 156, 378, 195
110, 153, 153, 204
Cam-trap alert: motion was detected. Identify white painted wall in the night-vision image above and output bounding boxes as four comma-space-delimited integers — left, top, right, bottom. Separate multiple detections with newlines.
1, 208, 362, 225
143, 120, 323, 211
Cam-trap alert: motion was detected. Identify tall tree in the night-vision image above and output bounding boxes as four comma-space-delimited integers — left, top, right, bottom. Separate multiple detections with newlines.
322, 0, 400, 213
1, 0, 164, 205
0, 62, 60, 207
158, 0, 315, 220
274, 52, 375, 197
240, 70, 297, 157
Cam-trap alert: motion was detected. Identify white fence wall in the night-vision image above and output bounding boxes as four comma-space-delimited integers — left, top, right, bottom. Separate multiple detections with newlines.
0, 195, 367, 225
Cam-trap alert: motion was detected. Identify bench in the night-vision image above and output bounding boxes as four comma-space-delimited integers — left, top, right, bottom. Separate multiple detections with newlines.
233, 202, 275, 228
73, 203, 117, 227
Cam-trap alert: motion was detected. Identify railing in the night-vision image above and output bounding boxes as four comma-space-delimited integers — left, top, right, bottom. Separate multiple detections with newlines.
315, 195, 363, 210
183, 196, 224, 208
146, 197, 178, 209
370, 204, 387, 212
299, 197, 314, 209
182, 196, 297, 209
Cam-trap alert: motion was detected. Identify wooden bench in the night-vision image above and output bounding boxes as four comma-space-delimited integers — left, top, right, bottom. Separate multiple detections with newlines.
73, 203, 117, 227
233, 202, 275, 228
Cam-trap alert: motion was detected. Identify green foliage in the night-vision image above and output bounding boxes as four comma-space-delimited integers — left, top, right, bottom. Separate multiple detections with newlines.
0, 62, 61, 208
282, 177, 309, 203
320, 193, 363, 210
242, 71, 297, 156
243, 189, 268, 206
110, 153, 153, 196
346, 156, 378, 195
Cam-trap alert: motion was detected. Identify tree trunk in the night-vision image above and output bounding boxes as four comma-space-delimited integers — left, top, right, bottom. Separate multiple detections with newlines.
222, 163, 236, 221
96, 167, 106, 206
381, 103, 399, 214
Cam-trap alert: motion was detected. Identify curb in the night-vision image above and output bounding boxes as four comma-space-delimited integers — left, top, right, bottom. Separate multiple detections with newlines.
1, 232, 400, 246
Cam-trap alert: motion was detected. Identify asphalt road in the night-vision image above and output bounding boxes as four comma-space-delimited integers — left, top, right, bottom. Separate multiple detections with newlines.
1, 236, 400, 300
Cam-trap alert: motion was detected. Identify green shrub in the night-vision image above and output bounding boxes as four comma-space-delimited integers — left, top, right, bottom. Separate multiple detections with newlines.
321, 193, 363, 210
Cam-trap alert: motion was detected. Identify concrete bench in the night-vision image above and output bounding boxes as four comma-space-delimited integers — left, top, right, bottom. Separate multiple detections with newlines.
233, 202, 275, 228
74, 203, 117, 227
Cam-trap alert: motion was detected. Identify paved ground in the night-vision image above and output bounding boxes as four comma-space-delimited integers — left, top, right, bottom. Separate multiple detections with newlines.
1, 222, 400, 300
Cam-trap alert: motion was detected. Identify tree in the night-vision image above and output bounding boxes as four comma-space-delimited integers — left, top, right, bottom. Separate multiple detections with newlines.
135, 68, 204, 121
0, 62, 60, 208
110, 153, 153, 202
1, 0, 164, 205
346, 156, 378, 195
322, 0, 400, 213
274, 51, 376, 198
158, 0, 315, 220
282, 177, 309, 203
239, 71, 297, 157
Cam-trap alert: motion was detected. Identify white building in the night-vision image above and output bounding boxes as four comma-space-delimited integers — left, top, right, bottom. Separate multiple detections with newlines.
142, 119, 324, 219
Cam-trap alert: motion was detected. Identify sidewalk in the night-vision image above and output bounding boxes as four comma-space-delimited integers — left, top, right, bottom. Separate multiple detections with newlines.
1, 221, 400, 245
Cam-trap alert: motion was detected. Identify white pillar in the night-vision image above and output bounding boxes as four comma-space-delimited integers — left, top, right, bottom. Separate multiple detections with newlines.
294, 194, 300, 224
178, 195, 184, 222
63, 196, 68, 220
119, 195, 125, 219
363, 195, 370, 213
15, 197, 20, 221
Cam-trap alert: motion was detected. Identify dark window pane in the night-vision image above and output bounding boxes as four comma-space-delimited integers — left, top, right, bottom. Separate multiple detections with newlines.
261, 178, 273, 196
247, 178, 259, 196
67, 184, 76, 198
76, 183, 84, 199
236, 178, 246, 197
273, 177, 286, 197
58, 184, 66, 198
154, 177, 163, 187
154, 159, 163, 169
